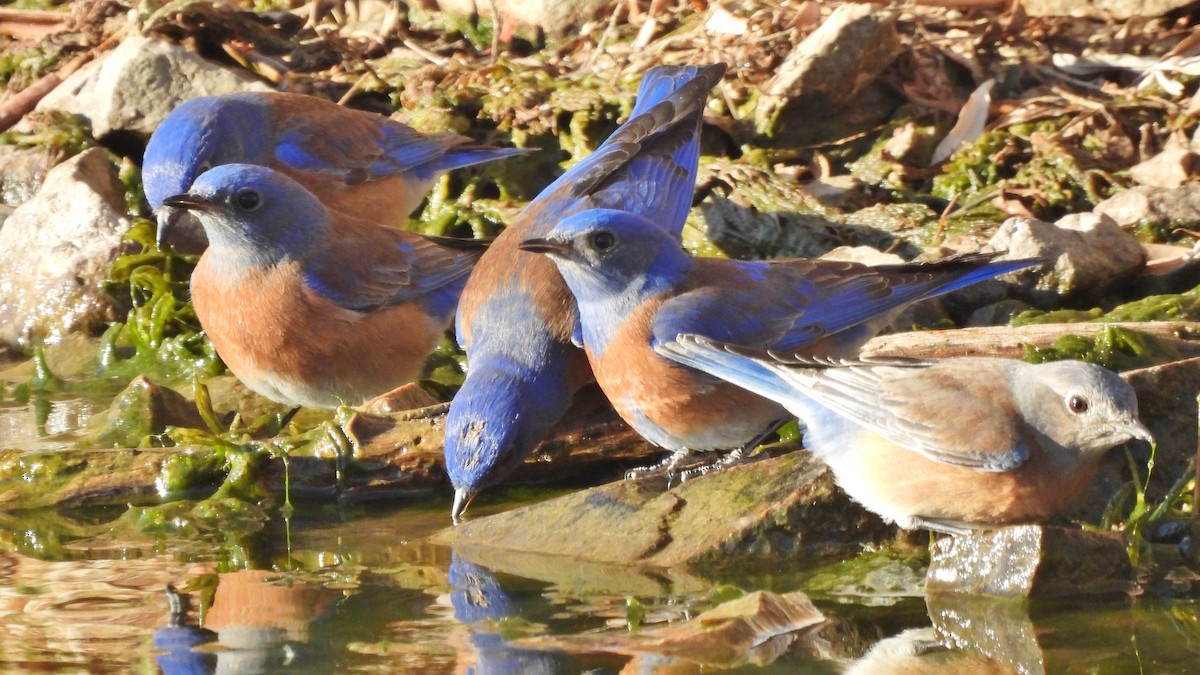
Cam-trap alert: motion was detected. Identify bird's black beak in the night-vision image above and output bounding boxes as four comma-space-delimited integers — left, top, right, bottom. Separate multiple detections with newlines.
155, 207, 183, 250
518, 237, 576, 258
157, 194, 217, 249
161, 194, 218, 212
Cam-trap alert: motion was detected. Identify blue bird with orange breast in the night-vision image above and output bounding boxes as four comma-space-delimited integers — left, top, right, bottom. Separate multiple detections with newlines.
144, 91, 524, 238
656, 335, 1153, 534
520, 209, 1043, 479
159, 163, 486, 409
445, 64, 727, 520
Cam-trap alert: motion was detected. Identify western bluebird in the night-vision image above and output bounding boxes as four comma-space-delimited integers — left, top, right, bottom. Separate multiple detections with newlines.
657, 334, 1153, 534
143, 91, 524, 238
445, 63, 728, 520
519, 209, 1042, 480
159, 163, 486, 409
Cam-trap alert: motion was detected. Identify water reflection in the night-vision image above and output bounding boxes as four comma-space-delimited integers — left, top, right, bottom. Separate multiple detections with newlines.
843, 594, 1044, 675
0, 504, 1194, 672
200, 568, 341, 673
0, 395, 102, 451
154, 585, 217, 675
448, 553, 582, 674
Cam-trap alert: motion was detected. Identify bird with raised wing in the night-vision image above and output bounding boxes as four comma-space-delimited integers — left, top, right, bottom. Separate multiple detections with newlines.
445, 63, 728, 520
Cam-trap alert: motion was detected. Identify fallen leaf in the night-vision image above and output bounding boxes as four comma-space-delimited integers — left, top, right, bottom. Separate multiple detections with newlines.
931, 79, 996, 165
705, 5, 748, 36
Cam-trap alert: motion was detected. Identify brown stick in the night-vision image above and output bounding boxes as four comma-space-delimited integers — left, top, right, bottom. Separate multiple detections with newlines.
0, 8, 69, 24
861, 321, 1200, 361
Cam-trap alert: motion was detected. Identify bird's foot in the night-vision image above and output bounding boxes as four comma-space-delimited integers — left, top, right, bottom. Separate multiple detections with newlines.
625, 451, 690, 483
678, 447, 748, 483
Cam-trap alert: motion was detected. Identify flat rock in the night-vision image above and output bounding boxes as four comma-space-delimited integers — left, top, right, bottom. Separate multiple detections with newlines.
0, 148, 132, 350
1094, 184, 1200, 231
987, 213, 1145, 306
433, 451, 894, 567
925, 525, 1134, 598
35, 34, 270, 139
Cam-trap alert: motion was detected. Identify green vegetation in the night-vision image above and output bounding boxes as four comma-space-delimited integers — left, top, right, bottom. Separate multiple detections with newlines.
1021, 325, 1180, 371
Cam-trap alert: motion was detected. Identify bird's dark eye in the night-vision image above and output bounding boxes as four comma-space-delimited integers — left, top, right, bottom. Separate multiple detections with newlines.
235, 188, 262, 211
1068, 395, 1089, 414
589, 230, 616, 252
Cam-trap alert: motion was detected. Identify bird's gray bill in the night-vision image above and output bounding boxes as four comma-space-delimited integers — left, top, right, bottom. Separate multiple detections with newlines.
518, 238, 575, 257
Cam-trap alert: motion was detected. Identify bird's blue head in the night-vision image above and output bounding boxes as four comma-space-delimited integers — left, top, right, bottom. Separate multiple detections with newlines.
518, 208, 688, 302
161, 163, 330, 271
144, 94, 272, 242
444, 359, 572, 522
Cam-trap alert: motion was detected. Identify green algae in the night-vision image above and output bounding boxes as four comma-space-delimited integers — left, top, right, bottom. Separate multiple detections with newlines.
124, 495, 269, 547
158, 449, 226, 494
0, 109, 93, 159
1014, 283, 1200, 325
101, 218, 223, 386
624, 596, 647, 632
0, 44, 62, 90
1021, 325, 1179, 371
927, 117, 1128, 227
802, 546, 928, 603
420, 336, 469, 400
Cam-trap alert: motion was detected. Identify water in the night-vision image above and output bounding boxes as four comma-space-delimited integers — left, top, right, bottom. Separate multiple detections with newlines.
0, 393, 1197, 673
0, 492, 1194, 674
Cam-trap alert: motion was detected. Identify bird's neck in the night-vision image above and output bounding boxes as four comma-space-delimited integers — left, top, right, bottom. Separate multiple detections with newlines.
576, 272, 670, 357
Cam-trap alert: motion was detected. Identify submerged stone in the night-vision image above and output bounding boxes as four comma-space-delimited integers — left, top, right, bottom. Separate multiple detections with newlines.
924, 525, 1134, 598
82, 375, 205, 448
434, 451, 894, 567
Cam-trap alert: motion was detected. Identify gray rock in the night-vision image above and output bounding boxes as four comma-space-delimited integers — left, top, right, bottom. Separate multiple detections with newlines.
1094, 184, 1200, 231
35, 34, 270, 139
818, 245, 903, 266
0, 144, 56, 208
755, 4, 902, 145
0, 148, 132, 350
986, 213, 1145, 306
925, 525, 1133, 598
